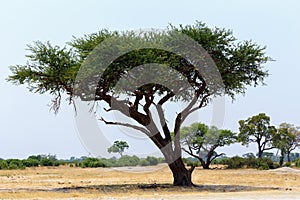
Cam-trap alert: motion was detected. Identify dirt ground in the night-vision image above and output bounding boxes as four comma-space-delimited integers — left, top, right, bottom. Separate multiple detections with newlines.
0, 164, 299, 199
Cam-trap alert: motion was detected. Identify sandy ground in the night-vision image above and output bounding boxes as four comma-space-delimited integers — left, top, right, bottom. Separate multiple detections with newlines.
0, 164, 299, 199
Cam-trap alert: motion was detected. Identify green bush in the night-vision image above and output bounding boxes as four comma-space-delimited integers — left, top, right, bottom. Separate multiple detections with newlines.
212, 157, 230, 165
258, 158, 276, 169
146, 156, 158, 166
0, 160, 9, 169
117, 155, 140, 166
22, 159, 39, 167
225, 156, 246, 169
139, 159, 150, 166
284, 162, 291, 167
40, 158, 54, 166
295, 158, 300, 167
6, 159, 25, 170
157, 157, 165, 163
182, 157, 200, 167
224, 156, 277, 170
80, 158, 107, 168
258, 163, 269, 170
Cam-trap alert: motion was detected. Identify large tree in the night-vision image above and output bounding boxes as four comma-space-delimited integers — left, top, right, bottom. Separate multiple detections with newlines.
238, 113, 277, 158
8, 22, 269, 186
180, 123, 236, 169
274, 123, 300, 164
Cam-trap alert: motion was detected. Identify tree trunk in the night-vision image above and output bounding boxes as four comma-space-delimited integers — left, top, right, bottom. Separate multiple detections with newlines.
287, 151, 291, 162
279, 151, 284, 167
257, 149, 263, 158
168, 158, 194, 186
198, 158, 210, 169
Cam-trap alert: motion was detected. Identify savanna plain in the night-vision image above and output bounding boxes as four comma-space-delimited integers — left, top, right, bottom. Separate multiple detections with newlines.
0, 164, 300, 200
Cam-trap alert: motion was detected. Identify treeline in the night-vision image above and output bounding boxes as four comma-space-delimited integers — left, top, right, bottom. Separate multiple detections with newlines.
184, 155, 300, 170
77, 156, 164, 168
0, 155, 61, 170
0, 155, 165, 170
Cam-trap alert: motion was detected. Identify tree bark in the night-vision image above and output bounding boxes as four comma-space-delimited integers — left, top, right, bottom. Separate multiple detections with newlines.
168, 158, 194, 186
257, 149, 263, 158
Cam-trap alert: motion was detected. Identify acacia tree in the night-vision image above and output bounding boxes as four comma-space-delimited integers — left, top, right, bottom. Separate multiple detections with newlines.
274, 123, 300, 164
180, 123, 236, 169
107, 141, 129, 157
238, 113, 277, 158
7, 22, 269, 186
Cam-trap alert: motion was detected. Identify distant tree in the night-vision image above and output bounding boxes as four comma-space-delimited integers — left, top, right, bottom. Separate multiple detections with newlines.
179, 123, 236, 169
273, 123, 300, 165
107, 141, 129, 157
260, 152, 275, 159
242, 153, 256, 158
238, 113, 277, 158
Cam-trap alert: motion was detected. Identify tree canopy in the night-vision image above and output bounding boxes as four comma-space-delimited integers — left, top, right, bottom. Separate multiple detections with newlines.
7, 22, 270, 186
107, 141, 129, 157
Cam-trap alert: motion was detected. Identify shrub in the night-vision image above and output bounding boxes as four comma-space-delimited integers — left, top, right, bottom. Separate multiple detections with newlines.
40, 158, 54, 166
146, 156, 158, 166
284, 162, 291, 167
139, 159, 150, 166
118, 155, 140, 166
6, 159, 25, 170
225, 156, 246, 169
22, 159, 39, 167
258, 163, 269, 170
182, 157, 200, 167
0, 160, 8, 170
273, 163, 280, 169
256, 158, 275, 169
80, 158, 107, 168
295, 158, 300, 167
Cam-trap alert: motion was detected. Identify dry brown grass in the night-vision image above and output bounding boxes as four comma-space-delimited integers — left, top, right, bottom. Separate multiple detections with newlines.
0, 164, 299, 199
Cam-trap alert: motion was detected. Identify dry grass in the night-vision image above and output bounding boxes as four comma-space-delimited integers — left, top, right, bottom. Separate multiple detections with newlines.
0, 164, 299, 199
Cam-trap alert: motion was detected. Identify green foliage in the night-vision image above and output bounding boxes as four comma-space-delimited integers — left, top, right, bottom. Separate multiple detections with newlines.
273, 123, 300, 162
80, 158, 107, 168
146, 156, 158, 166
224, 156, 277, 170
284, 162, 292, 167
180, 123, 236, 168
242, 153, 256, 158
182, 157, 201, 167
7, 22, 269, 115
295, 158, 300, 167
107, 141, 129, 157
225, 156, 246, 169
238, 113, 277, 158
117, 155, 139, 166
0, 160, 9, 169
139, 159, 150, 166
6, 159, 25, 170
22, 159, 39, 167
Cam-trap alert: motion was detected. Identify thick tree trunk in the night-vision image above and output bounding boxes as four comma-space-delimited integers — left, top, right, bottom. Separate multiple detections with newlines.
287, 152, 291, 162
168, 158, 194, 186
202, 161, 210, 169
198, 158, 210, 169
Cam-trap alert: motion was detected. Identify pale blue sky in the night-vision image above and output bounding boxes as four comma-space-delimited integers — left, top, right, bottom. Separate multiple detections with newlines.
1, 0, 300, 159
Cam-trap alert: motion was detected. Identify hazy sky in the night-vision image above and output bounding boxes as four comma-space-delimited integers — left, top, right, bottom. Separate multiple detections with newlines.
1, 0, 300, 159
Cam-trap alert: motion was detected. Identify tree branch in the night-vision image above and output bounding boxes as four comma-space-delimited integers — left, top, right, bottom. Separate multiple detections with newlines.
99, 117, 150, 136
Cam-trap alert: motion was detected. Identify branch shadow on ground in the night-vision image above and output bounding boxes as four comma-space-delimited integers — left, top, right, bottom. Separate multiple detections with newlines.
0, 184, 280, 194
0, 184, 282, 193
